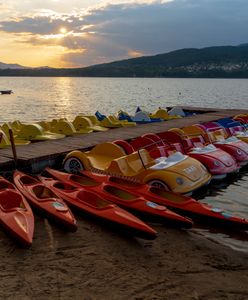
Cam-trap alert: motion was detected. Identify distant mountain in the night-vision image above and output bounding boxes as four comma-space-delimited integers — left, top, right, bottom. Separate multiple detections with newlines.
0, 62, 28, 69
1, 44, 248, 77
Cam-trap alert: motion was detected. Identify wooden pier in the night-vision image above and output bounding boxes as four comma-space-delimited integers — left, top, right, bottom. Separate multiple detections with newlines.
1, 106, 248, 173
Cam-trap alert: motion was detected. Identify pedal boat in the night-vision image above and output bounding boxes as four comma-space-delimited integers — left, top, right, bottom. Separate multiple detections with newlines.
77, 171, 248, 231
63, 142, 212, 195
149, 107, 182, 120
73, 116, 108, 132
44, 168, 193, 229
39, 176, 157, 240
154, 130, 239, 179
186, 123, 248, 167
0, 176, 34, 247
13, 170, 77, 232
215, 118, 248, 143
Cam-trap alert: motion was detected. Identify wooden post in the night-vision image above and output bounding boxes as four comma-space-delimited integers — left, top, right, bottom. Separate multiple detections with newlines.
9, 129, 18, 167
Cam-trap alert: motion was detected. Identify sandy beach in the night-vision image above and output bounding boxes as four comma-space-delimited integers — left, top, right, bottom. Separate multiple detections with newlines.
0, 212, 247, 300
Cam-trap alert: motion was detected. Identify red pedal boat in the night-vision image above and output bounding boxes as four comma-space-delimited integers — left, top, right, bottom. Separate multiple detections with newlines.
44, 168, 193, 229
0, 176, 34, 247
38, 176, 157, 240
13, 170, 77, 232
77, 171, 248, 231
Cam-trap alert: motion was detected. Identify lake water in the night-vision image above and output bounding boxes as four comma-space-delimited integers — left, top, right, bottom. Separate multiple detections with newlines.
0, 77, 248, 122
0, 76, 248, 252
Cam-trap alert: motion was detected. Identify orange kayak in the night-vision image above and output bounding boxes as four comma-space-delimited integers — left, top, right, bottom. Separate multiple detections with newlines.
13, 170, 77, 232
79, 171, 248, 230
0, 176, 34, 247
44, 168, 193, 229
39, 176, 157, 240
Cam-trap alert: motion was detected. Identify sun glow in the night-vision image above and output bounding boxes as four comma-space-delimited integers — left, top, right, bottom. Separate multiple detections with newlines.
60, 27, 67, 34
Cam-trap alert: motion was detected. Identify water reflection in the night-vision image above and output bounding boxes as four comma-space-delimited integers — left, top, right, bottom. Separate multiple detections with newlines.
1, 77, 248, 122
193, 166, 248, 252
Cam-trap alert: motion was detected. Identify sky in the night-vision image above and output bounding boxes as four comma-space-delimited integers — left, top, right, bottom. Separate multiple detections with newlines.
0, 0, 247, 68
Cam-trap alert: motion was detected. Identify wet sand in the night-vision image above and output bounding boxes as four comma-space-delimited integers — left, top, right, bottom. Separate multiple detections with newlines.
0, 214, 247, 300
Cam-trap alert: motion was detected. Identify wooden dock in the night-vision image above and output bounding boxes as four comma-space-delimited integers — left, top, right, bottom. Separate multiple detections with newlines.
1, 106, 248, 173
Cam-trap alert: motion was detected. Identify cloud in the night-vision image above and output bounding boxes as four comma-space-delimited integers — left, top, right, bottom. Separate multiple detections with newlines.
1, 0, 248, 67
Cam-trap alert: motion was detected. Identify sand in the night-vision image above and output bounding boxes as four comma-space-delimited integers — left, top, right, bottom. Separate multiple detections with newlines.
0, 214, 247, 300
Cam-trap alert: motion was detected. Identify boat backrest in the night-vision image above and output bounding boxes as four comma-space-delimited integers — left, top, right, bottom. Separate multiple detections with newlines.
113, 140, 134, 154
73, 116, 92, 130
142, 133, 164, 146
52, 120, 77, 135
89, 142, 125, 158
168, 128, 185, 136
86, 142, 126, 170
158, 131, 183, 144
150, 108, 170, 119
18, 124, 45, 139
84, 115, 100, 126
183, 125, 206, 136
130, 136, 155, 151
108, 149, 153, 176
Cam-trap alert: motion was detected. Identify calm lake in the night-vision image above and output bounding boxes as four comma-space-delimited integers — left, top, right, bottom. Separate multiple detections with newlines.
0, 76, 248, 252
0, 77, 248, 122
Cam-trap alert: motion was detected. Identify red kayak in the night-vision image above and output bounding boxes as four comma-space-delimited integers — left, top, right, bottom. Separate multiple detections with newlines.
0, 176, 34, 247
38, 176, 157, 240
78, 171, 248, 230
44, 168, 193, 229
13, 170, 77, 232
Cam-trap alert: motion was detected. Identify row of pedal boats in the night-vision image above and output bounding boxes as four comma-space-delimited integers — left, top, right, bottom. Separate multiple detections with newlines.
1, 167, 248, 248
1, 110, 247, 147
63, 119, 248, 194
0, 107, 182, 147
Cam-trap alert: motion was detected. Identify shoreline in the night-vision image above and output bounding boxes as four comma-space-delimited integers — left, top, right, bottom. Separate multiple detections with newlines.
0, 216, 247, 299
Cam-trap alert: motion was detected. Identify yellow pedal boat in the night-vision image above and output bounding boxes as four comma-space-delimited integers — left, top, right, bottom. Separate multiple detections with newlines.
63, 142, 211, 194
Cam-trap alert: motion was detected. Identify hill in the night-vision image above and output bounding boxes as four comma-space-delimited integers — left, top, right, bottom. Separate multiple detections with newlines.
0, 45, 248, 77
0, 62, 28, 69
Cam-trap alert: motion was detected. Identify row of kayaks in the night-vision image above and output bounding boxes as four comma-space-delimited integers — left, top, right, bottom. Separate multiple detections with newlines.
1, 167, 248, 248
0, 107, 188, 147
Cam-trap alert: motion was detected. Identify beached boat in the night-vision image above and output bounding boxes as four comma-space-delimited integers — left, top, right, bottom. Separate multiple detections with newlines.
44, 168, 193, 229
77, 171, 248, 231
0, 176, 34, 246
0, 90, 13, 95
13, 170, 77, 232
38, 176, 157, 240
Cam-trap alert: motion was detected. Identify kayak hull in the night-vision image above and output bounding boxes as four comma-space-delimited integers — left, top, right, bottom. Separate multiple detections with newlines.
38, 176, 157, 240
13, 171, 77, 232
79, 171, 248, 231
45, 168, 193, 229
0, 177, 34, 247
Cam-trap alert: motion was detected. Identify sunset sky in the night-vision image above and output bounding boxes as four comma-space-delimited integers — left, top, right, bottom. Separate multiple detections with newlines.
0, 0, 247, 68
